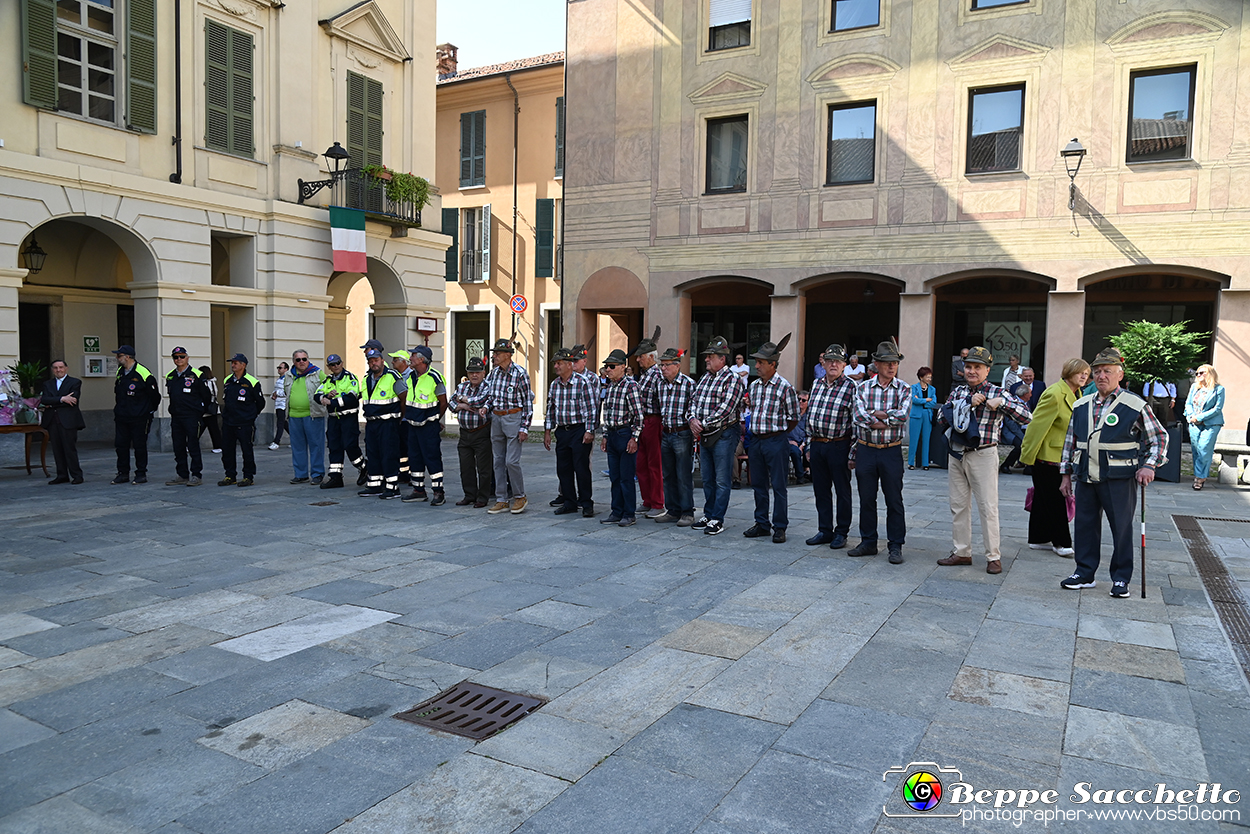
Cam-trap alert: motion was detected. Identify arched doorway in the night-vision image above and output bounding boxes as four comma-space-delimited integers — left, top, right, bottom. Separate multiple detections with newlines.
932, 273, 1053, 394
685, 277, 772, 380
326, 258, 407, 379
1082, 272, 1221, 361
800, 275, 901, 389
577, 266, 648, 369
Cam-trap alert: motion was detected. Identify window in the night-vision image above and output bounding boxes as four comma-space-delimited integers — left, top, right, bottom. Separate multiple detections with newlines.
459, 110, 486, 188
442, 207, 458, 282
827, 102, 876, 185
832, 0, 879, 32
205, 18, 254, 157
460, 205, 490, 283
555, 96, 565, 178
535, 198, 555, 278
1127, 66, 1195, 163
56, 0, 117, 122
708, 0, 750, 51
706, 115, 748, 193
346, 71, 383, 169
967, 84, 1024, 174
971, 0, 1026, 8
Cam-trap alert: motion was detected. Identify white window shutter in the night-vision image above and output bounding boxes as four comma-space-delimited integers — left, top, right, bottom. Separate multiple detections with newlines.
709, 0, 751, 27
481, 204, 491, 283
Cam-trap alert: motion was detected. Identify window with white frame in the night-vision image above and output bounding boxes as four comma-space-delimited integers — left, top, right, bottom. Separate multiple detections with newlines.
460, 205, 491, 283
708, 0, 751, 51
56, 0, 120, 123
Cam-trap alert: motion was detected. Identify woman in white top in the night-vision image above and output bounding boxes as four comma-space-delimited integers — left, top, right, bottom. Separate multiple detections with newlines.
269, 361, 289, 449
1000, 355, 1022, 389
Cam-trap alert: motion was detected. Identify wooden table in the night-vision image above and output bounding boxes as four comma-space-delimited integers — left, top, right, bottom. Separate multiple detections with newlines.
0, 423, 50, 476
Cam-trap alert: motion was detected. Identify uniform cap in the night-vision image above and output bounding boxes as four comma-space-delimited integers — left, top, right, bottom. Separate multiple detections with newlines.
820, 343, 848, 362
490, 338, 514, 353
411, 345, 433, 362
702, 336, 731, 356
658, 348, 683, 363
360, 339, 384, 351
964, 346, 994, 367
750, 333, 792, 362
326, 354, 343, 365
112, 345, 136, 356
1091, 347, 1124, 368
387, 349, 411, 361
171, 346, 188, 357
603, 349, 629, 366
871, 338, 904, 363
229, 353, 249, 364
365, 348, 383, 359
631, 326, 661, 357
466, 357, 487, 373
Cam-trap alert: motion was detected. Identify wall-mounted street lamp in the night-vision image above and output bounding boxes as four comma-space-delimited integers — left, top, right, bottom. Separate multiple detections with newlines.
298, 142, 352, 204
20, 235, 47, 274
1060, 138, 1087, 212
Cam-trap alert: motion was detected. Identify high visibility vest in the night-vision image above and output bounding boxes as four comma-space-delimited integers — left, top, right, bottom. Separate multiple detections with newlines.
362, 369, 402, 421
319, 371, 362, 416
1070, 390, 1149, 483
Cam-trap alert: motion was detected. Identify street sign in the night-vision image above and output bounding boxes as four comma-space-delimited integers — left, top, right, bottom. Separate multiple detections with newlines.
416, 317, 439, 333
83, 336, 100, 354
509, 294, 527, 314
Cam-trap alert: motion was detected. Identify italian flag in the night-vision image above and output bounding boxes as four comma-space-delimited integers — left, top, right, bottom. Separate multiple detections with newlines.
330, 206, 367, 273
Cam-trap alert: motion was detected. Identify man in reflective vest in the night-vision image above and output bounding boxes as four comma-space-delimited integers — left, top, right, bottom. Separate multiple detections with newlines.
1060, 347, 1168, 598
402, 345, 449, 505
218, 353, 265, 487
389, 349, 413, 483
164, 345, 209, 486
316, 353, 366, 489
359, 344, 406, 499
111, 344, 161, 485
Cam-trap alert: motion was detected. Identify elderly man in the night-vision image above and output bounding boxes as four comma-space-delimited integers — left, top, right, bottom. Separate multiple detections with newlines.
389, 349, 413, 483
286, 350, 328, 485
164, 346, 210, 486
218, 353, 265, 487
631, 327, 665, 518
951, 347, 969, 385
849, 340, 911, 563
804, 344, 858, 549
359, 346, 406, 499
654, 348, 696, 526
1020, 367, 1044, 410
486, 338, 534, 514
742, 335, 800, 544
315, 354, 365, 489
545, 347, 597, 517
936, 346, 1032, 575
600, 348, 645, 526
1060, 348, 1168, 598
452, 356, 494, 507
689, 336, 744, 536
402, 345, 449, 506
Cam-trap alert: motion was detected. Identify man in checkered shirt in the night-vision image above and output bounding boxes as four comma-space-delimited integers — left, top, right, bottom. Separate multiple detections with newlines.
451, 356, 494, 508
741, 335, 799, 544
689, 335, 744, 536
849, 339, 912, 563
485, 338, 534, 515
544, 347, 598, 518
653, 348, 697, 526
598, 349, 645, 526
935, 345, 1032, 575
631, 327, 666, 519
804, 344, 859, 550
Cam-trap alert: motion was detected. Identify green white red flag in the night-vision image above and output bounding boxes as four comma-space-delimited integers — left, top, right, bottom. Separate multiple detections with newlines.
329, 206, 367, 272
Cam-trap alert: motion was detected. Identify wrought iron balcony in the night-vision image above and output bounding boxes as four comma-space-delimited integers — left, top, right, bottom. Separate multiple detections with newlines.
330, 168, 423, 228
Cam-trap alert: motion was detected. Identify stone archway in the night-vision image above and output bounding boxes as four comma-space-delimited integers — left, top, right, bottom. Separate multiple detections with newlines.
576, 266, 649, 367
326, 257, 409, 378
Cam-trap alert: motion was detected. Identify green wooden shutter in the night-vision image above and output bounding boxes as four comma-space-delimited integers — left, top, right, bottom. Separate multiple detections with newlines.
459, 110, 486, 187
472, 110, 486, 186
459, 112, 474, 187
442, 208, 459, 282
126, 0, 157, 133
205, 19, 230, 150
555, 96, 565, 178
228, 27, 253, 157
535, 198, 554, 278
347, 71, 383, 168
21, 0, 57, 110
364, 76, 383, 167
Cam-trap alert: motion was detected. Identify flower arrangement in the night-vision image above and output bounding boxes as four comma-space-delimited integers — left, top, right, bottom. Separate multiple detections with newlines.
361, 164, 431, 210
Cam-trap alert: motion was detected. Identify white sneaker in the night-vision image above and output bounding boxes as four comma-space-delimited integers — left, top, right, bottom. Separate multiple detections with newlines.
1053, 546, 1074, 557
1028, 543, 1051, 550
211, 448, 222, 454
268, 442, 279, 450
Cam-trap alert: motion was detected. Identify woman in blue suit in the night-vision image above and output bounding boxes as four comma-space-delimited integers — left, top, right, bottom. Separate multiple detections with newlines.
1184, 364, 1224, 490
908, 366, 938, 469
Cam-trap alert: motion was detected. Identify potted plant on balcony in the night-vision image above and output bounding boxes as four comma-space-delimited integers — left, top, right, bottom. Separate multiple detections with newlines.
361, 165, 431, 211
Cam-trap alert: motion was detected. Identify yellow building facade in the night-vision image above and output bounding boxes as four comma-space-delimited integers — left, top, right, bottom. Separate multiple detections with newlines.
1, 0, 448, 441
435, 49, 564, 422
563, 0, 1250, 440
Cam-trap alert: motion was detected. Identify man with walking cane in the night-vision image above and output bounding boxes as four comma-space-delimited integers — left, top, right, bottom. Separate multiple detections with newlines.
1059, 348, 1168, 598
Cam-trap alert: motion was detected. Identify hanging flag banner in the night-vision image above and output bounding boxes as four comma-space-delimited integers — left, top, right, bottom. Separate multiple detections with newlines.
329, 206, 367, 273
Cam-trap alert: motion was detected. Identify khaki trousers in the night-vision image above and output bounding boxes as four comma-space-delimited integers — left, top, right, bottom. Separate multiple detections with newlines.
949, 445, 1001, 562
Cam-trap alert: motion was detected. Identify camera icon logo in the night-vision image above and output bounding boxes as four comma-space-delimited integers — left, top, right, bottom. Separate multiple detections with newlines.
883, 762, 964, 818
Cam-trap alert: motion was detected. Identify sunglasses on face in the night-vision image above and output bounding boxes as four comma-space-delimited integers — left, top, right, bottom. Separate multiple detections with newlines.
295, 358, 309, 363
173, 354, 187, 359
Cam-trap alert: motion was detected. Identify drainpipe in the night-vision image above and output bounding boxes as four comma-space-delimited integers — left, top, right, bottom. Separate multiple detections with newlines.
505, 73, 520, 337
169, 0, 183, 184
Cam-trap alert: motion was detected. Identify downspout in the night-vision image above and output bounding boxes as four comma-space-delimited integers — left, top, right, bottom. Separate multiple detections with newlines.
169, 0, 183, 183
505, 73, 520, 336
560, 3, 569, 345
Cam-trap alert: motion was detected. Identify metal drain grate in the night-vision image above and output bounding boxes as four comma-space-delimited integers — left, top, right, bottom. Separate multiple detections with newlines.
1172, 515, 1250, 678
394, 681, 545, 741
309, 501, 340, 507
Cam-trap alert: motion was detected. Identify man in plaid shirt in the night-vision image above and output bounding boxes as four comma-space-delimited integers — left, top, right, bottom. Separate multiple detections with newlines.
849, 339, 912, 563
451, 356, 494, 508
545, 347, 598, 517
599, 349, 645, 526
485, 338, 534, 515
804, 344, 859, 549
653, 348, 697, 526
1059, 347, 1168, 598
632, 327, 666, 518
689, 335, 744, 536
742, 335, 800, 544
935, 346, 1032, 575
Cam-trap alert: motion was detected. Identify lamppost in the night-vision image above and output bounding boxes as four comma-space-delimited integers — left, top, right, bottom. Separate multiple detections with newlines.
20, 236, 47, 275
1060, 138, 1087, 212
298, 142, 352, 204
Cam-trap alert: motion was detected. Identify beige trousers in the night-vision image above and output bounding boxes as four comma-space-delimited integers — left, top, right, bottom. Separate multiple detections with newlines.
949, 445, 1001, 562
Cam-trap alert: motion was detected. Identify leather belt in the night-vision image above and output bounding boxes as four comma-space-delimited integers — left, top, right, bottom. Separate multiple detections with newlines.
493, 407, 523, 416
753, 430, 786, 440
967, 443, 998, 451
605, 424, 632, 432
555, 423, 587, 430
461, 423, 488, 434
811, 435, 850, 443
858, 440, 901, 449
663, 426, 691, 435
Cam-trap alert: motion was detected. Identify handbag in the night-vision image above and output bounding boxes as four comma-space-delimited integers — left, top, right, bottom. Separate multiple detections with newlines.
1025, 486, 1077, 522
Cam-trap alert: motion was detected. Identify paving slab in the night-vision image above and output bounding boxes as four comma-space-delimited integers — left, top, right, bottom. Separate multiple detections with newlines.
418, 620, 562, 670
1064, 704, 1209, 781
213, 605, 399, 661
1069, 668, 1196, 725
196, 699, 369, 769
947, 666, 1071, 719
0, 707, 57, 754
0, 795, 144, 834
11, 666, 192, 731
686, 655, 833, 725
469, 650, 605, 700
473, 712, 626, 781
964, 620, 1075, 682
659, 619, 772, 660
1077, 614, 1178, 650
0, 612, 60, 642
775, 699, 927, 773
1073, 637, 1187, 683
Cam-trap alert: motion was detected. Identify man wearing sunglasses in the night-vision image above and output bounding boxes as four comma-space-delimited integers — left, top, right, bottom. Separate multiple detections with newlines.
164, 347, 210, 486
316, 354, 366, 489
287, 351, 328, 485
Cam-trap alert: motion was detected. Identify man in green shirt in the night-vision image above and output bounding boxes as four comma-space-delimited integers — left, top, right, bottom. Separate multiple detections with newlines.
286, 350, 328, 485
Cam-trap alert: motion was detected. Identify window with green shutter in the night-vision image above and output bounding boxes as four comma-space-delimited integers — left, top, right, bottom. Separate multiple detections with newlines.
555, 96, 565, 178
205, 18, 254, 157
346, 71, 384, 169
21, 0, 58, 110
535, 198, 554, 278
459, 110, 486, 188
126, 0, 157, 132
442, 207, 459, 282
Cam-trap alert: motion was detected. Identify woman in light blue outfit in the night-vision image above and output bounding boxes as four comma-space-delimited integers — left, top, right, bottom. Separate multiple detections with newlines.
908, 367, 938, 469
1184, 364, 1224, 490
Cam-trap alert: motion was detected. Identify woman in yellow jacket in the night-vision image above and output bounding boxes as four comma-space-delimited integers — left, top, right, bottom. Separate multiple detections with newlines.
1019, 358, 1090, 557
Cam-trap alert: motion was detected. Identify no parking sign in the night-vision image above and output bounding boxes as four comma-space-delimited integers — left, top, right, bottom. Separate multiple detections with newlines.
509, 294, 527, 314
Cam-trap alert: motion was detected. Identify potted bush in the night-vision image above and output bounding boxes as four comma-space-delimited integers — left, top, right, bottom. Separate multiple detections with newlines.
361, 164, 431, 210
5, 361, 46, 424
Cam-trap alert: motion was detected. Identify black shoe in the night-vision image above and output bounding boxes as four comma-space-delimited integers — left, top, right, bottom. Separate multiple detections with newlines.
888, 546, 904, 564
743, 524, 771, 538
290, 477, 309, 484
691, 516, 709, 530
431, 491, 446, 507
1061, 574, 1096, 590
310, 476, 323, 486
218, 477, 236, 486
600, 515, 622, 524
847, 543, 878, 557
71, 477, 83, 484
1109, 581, 1129, 598
703, 519, 725, 536
357, 469, 368, 486
237, 477, 253, 487
829, 534, 847, 549
772, 529, 787, 544
731, 480, 741, 490
619, 517, 636, 527
582, 506, 595, 518
805, 532, 833, 546
132, 475, 147, 484
554, 505, 579, 515
379, 489, 401, 500
320, 475, 344, 489
549, 496, 565, 507
358, 487, 382, 496
48, 477, 70, 485
402, 490, 427, 503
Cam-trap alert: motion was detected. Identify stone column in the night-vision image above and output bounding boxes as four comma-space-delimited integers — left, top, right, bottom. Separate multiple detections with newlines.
1045, 291, 1086, 384
769, 294, 805, 387
1214, 289, 1250, 444
0, 268, 26, 367
898, 292, 934, 380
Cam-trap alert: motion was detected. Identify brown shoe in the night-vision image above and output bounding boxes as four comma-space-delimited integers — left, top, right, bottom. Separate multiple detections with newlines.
936, 554, 973, 566
986, 560, 1003, 574
456, 497, 474, 506
487, 501, 510, 514
473, 501, 488, 508
510, 496, 528, 514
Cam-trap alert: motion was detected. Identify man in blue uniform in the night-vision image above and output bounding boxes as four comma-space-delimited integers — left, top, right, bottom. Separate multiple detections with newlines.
111, 345, 161, 485
360, 344, 407, 499
316, 353, 366, 489
218, 353, 265, 487
165, 346, 210, 486
402, 345, 449, 506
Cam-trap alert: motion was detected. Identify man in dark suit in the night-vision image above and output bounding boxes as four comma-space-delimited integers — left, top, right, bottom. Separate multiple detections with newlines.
40, 359, 85, 484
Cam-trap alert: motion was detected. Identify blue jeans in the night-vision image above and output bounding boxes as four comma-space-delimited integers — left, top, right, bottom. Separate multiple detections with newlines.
810, 437, 852, 537
289, 415, 326, 479
661, 429, 694, 516
606, 427, 637, 520
699, 424, 739, 522
1189, 424, 1219, 478
749, 433, 789, 530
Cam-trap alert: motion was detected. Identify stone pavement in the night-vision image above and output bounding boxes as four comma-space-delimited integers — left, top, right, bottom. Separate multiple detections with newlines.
1, 441, 1247, 834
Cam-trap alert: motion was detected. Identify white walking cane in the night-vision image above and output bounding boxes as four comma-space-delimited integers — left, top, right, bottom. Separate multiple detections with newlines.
1139, 483, 1147, 599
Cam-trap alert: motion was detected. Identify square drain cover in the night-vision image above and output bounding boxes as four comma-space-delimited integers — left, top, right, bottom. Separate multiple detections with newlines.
394, 681, 545, 740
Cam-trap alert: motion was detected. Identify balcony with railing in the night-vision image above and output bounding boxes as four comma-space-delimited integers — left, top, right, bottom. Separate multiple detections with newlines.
330, 169, 423, 228
460, 248, 486, 283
